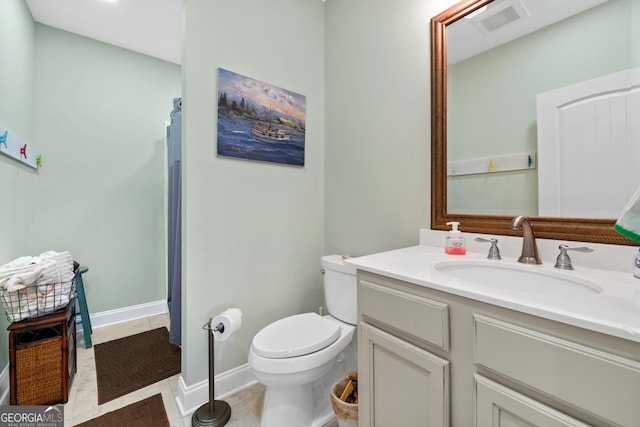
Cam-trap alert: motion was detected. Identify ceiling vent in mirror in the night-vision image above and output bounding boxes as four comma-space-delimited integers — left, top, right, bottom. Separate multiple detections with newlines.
471, 0, 529, 35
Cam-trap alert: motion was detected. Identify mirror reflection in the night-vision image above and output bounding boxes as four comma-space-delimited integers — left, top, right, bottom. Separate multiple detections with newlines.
445, 0, 639, 219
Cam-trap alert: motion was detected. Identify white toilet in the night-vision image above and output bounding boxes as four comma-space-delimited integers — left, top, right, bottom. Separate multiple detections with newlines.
248, 255, 357, 427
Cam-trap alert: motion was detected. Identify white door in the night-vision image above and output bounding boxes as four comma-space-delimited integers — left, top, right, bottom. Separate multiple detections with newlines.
537, 68, 640, 218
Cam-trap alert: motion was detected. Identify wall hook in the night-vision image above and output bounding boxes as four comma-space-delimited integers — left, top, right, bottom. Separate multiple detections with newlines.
0, 126, 41, 169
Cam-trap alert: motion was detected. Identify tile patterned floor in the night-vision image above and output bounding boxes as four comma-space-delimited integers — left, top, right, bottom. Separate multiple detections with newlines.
67, 314, 338, 426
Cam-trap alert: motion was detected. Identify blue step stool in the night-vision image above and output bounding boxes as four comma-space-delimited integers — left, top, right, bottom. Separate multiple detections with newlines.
75, 266, 93, 348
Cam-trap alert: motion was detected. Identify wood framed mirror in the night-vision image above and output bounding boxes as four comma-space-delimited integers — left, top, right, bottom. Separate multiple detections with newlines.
430, 0, 636, 245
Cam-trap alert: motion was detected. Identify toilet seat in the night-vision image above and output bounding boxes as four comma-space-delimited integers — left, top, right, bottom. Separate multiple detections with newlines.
252, 312, 341, 359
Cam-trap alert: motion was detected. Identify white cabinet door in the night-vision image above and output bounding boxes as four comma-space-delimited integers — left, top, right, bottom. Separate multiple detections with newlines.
475, 375, 589, 427
359, 322, 449, 427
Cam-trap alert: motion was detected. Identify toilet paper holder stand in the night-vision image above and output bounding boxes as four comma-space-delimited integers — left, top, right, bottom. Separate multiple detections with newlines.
191, 319, 232, 427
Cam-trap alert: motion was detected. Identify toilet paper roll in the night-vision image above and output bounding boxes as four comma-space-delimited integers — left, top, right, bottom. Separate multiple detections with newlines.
211, 308, 243, 341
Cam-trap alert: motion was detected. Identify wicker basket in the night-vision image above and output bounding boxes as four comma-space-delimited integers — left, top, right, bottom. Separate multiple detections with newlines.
1, 276, 76, 322
9, 302, 76, 405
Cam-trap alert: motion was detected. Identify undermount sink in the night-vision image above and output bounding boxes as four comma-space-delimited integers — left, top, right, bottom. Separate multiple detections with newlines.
434, 261, 603, 295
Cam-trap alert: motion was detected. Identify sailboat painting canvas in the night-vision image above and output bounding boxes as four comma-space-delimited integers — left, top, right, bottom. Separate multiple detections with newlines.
216, 68, 306, 166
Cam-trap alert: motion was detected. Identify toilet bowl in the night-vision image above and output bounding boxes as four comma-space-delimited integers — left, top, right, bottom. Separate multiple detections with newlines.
248, 255, 357, 427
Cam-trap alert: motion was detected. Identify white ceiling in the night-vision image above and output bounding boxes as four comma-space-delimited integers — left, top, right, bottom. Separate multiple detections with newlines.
25, 0, 606, 67
25, 0, 181, 65
447, 0, 608, 64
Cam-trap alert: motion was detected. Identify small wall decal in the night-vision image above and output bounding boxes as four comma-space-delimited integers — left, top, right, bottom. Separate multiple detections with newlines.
216, 68, 306, 167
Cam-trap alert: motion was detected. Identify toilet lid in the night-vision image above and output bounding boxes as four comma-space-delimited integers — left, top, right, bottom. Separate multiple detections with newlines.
252, 313, 341, 359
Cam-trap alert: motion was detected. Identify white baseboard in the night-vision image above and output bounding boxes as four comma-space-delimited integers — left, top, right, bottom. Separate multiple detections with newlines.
175, 363, 257, 417
76, 299, 167, 333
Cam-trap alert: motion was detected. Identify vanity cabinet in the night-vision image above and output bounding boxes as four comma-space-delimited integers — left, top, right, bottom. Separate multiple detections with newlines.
357, 270, 640, 427
474, 374, 589, 427
359, 323, 449, 426
358, 276, 450, 426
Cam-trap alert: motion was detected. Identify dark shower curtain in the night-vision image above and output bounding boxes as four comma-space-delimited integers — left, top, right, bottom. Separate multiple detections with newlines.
167, 97, 182, 346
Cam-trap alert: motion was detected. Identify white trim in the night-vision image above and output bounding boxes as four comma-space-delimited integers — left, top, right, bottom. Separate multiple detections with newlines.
0, 364, 9, 405
76, 299, 167, 333
175, 364, 257, 416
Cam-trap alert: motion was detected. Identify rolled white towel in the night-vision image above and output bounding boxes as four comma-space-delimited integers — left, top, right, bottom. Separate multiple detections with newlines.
1, 260, 58, 291
1, 268, 42, 292
0, 256, 43, 280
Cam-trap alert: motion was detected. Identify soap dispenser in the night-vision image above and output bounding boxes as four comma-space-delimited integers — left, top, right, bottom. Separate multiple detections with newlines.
445, 221, 466, 255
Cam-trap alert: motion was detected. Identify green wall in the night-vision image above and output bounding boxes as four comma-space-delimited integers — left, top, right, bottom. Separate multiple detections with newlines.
182, 0, 326, 384
0, 0, 35, 386
324, 0, 443, 257
634, 0, 640, 66
0, 0, 35, 263
33, 25, 180, 313
0, 2, 180, 385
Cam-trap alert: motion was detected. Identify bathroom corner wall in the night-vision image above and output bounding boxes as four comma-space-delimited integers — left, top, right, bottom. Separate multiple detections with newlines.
181, 0, 326, 385
0, 0, 36, 263
0, 0, 36, 373
323, 0, 457, 257
32, 25, 181, 313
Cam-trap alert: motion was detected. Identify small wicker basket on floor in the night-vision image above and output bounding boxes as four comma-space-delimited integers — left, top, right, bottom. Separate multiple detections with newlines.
331, 371, 358, 427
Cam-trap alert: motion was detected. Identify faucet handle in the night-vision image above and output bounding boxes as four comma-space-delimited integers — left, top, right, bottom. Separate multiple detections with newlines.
554, 244, 594, 270
474, 237, 502, 260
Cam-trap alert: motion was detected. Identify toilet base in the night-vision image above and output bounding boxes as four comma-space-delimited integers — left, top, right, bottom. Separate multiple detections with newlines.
260, 384, 313, 427
257, 336, 357, 427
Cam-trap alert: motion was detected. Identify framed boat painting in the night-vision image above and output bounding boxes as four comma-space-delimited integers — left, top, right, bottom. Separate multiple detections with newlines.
216, 68, 306, 167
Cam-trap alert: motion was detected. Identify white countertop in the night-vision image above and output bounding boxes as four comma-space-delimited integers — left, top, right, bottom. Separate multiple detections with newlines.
347, 245, 640, 343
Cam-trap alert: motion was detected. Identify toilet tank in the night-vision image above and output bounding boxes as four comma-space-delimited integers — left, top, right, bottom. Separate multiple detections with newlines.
321, 255, 357, 325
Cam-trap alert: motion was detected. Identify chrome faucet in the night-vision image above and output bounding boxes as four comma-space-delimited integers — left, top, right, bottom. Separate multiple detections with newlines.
554, 245, 594, 270
474, 237, 502, 260
511, 216, 542, 264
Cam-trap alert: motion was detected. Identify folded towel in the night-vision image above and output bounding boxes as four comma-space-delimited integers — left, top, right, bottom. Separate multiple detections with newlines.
614, 186, 640, 242
0, 250, 75, 321
39, 250, 74, 282
0, 260, 57, 292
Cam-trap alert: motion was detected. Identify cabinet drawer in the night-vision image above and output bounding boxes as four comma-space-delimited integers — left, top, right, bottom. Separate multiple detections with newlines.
359, 279, 449, 351
475, 374, 589, 427
474, 314, 640, 426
